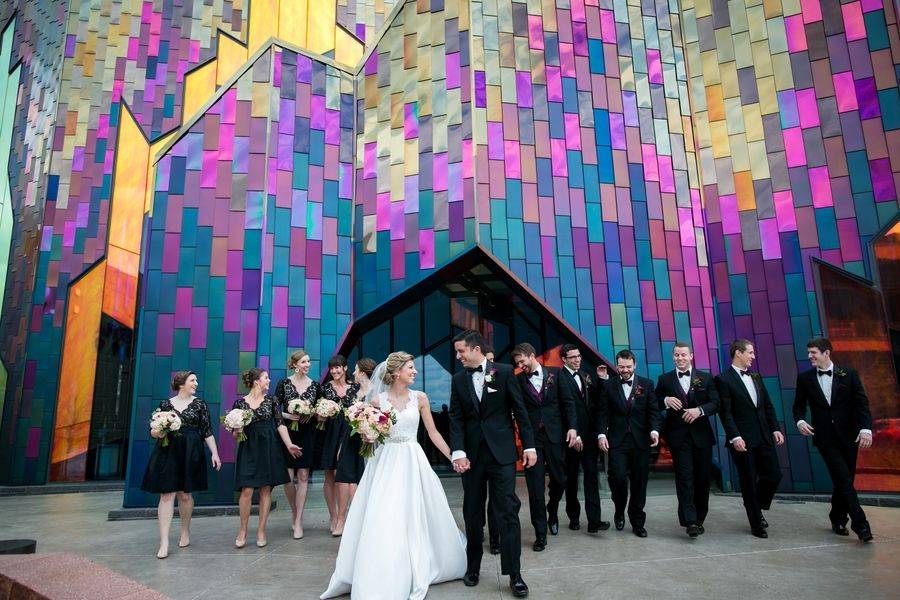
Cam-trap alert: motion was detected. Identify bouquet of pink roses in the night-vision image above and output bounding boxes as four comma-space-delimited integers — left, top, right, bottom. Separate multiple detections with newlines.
222, 408, 252, 442
149, 409, 182, 447
287, 397, 315, 430
314, 398, 341, 430
345, 402, 397, 458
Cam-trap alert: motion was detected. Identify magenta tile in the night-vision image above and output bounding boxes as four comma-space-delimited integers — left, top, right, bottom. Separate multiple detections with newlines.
446, 52, 460, 88
528, 15, 545, 50
540, 236, 557, 277
782, 127, 807, 167
504, 141, 521, 178
719, 194, 740, 235
239, 309, 258, 351
189, 307, 207, 348
516, 72, 533, 107
801, 0, 823, 23
785, 15, 808, 52
156, 313, 174, 355
600, 9, 616, 43
842, 2, 866, 40
774, 190, 797, 232
642, 144, 659, 181
796, 88, 820, 128
833, 72, 858, 111
546, 65, 563, 101
837, 218, 863, 261
564, 114, 582, 150
419, 229, 435, 269
390, 239, 404, 279
647, 49, 663, 84
433, 152, 448, 191
550, 139, 568, 176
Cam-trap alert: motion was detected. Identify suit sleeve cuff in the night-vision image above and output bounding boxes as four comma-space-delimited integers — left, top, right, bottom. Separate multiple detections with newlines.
651, 431, 658, 437
797, 420, 808, 429
597, 433, 607, 440
450, 450, 467, 461
523, 448, 536, 454
859, 429, 872, 436
729, 436, 742, 444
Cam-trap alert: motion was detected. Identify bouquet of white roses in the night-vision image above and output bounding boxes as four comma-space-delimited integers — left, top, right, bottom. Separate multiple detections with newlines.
287, 397, 315, 430
222, 408, 252, 442
346, 402, 397, 457
150, 409, 182, 447
315, 398, 341, 430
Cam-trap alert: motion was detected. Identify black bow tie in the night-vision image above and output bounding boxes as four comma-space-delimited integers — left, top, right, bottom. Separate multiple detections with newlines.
818, 369, 832, 377
467, 365, 483, 374
678, 371, 690, 378
622, 379, 632, 387
530, 370, 541, 379
739, 370, 750, 376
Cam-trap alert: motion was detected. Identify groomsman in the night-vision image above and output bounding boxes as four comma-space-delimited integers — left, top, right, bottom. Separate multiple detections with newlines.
793, 337, 874, 542
654, 342, 720, 537
511, 343, 579, 550
596, 349, 661, 537
557, 344, 609, 532
715, 339, 784, 538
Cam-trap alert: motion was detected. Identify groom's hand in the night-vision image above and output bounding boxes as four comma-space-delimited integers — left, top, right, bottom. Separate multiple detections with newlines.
452, 458, 470, 473
522, 449, 537, 468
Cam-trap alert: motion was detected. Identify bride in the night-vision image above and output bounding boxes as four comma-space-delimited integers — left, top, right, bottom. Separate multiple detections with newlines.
321, 351, 467, 599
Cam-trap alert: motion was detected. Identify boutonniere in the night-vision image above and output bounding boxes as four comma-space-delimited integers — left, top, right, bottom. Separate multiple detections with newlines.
635, 384, 645, 395
691, 377, 703, 389
750, 372, 762, 382
484, 368, 497, 384
583, 373, 592, 385
545, 372, 555, 386
834, 368, 847, 377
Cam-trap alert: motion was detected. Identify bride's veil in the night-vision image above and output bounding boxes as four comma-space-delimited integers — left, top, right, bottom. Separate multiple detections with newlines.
365, 361, 389, 405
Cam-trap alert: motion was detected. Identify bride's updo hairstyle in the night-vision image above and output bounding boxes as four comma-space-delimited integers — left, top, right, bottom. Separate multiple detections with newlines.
382, 351, 414, 384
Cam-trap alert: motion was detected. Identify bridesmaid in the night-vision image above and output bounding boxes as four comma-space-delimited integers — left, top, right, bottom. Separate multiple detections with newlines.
232, 368, 302, 548
141, 371, 221, 559
274, 350, 320, 539
317, 355, 355, 535
333, 357, 375, 536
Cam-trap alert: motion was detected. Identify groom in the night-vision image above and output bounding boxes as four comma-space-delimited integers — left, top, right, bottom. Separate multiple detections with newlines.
449, 330, 536, 598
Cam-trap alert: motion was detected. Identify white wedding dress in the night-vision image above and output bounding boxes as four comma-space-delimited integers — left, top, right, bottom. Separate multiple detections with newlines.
321, 390, 467, 599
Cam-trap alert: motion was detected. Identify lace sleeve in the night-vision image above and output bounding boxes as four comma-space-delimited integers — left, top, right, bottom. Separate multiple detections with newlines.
198, 399, 213, 438
269, 396, 284, 427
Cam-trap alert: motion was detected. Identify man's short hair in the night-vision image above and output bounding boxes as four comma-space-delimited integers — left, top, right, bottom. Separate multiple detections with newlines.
511, 343, 536, 359
729, 339, 753, 358
615, 349, 636, 363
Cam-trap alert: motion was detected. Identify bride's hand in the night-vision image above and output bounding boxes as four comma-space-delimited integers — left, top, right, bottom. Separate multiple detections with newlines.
370, 398, 381, 409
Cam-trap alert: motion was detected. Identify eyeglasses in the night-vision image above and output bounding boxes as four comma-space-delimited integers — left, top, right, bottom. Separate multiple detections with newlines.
565, 354, 581, 360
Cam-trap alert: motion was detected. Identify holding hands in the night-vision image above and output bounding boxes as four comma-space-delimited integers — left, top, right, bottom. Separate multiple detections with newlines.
452, 457, 470, 473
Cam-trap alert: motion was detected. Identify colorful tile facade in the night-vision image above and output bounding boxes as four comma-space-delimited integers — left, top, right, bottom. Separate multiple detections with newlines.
0, 0, 895, 503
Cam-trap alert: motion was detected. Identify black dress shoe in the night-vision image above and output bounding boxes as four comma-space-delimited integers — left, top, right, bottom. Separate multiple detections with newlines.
831, 524, 850, 536
632, 526, 647, 538
751, 527, 768, 538
548, 521, 559, 536
854, 525, 873, 542
697, 524, 705, 535
463, 572, 480, 587
686, 524, 700, 538
532, 537, 546, 552
568, 520, 581, 531
614, 515, 625, 531
509, 574, 529, 598
759, 515, 769, 529
489, 543, 501, 555
587, 521, 610, 533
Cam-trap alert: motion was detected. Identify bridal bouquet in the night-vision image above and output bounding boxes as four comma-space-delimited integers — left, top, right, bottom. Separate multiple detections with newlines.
315, 398, 341, 430
150, 409, 182, 447
287, 398, 315, 430
222, 408, 252, 442
346, 402, 397, 458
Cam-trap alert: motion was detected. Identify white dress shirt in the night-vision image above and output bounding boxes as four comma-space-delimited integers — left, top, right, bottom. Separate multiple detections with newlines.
733, 364, 758, 406
796, 362, 872, 437
677, 368, 692, 394
450, 359, 535, 462
564, 365, 582, 392
729, 364, 758, 444
530, 366, 543, 393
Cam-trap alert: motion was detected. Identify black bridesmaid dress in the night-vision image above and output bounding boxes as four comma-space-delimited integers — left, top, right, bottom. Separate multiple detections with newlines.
315, 382, 354, 471
334, 383, 365, 484
273, 377, 320, 470
141, 397, 213, 494
232, 395, 291, 490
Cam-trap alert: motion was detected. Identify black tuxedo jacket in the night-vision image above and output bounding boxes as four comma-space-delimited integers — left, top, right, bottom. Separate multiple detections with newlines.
449, 361, 536, 465
715, 367, 779, 447
654, 369, 719, 449
516, 366, 577, 444
596, 375, 661, 450
792, 367, 873, 448
557, 367, 596, 438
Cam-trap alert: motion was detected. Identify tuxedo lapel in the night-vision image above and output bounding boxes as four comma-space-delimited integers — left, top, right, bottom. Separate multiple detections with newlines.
727, 368, 755, 408
672, 371, 688, 402
463, 368, 479, 414
806, 370, 829, 407
615, 380, 628, 411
